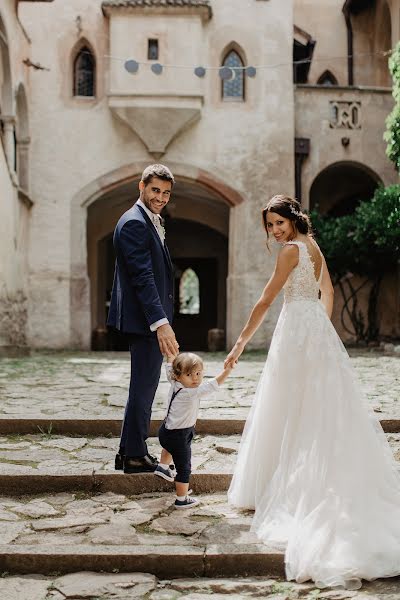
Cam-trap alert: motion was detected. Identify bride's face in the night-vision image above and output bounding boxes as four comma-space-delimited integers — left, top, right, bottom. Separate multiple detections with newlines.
266, 211, 294, 243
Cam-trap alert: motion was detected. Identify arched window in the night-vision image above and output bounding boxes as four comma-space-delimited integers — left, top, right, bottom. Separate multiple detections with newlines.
73, 46, 95, 97
221, 49, 245, 101
179, 268, 200, 315
317, 70, 338, 86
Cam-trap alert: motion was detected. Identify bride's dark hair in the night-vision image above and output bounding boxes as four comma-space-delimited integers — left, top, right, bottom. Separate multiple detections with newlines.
262, 195, 312, 241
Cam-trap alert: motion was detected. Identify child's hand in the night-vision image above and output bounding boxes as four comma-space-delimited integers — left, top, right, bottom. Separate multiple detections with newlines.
167, 354, 176, 364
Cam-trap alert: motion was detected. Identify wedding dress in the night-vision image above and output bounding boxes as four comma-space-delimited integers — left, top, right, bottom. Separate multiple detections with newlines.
228, 240, 400, 589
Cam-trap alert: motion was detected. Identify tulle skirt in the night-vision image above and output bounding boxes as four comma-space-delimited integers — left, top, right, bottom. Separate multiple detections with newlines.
228, 299, 400, 589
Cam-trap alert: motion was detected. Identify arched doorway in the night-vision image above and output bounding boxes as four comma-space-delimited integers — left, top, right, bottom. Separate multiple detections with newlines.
87, 176, 229, 350
309, 161, 382, 216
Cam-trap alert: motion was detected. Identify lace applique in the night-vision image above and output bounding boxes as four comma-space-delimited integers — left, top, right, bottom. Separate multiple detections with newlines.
283, 241, 320, 303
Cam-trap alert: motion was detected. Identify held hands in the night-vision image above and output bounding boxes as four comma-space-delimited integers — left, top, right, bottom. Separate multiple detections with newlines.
224, 342, 245, 369
157, 324, 179, 359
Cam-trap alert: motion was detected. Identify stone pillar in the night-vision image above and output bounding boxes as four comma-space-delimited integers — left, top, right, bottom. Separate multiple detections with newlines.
0, 116, 16, 174
17, 138, 30, 192
295, 137, 310, 205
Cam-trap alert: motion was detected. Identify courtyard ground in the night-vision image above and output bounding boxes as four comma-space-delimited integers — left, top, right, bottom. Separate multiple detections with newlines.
0, 348, 399, 599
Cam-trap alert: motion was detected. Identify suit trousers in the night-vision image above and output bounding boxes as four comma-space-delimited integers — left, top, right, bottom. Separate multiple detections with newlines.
120, 334, 163, 457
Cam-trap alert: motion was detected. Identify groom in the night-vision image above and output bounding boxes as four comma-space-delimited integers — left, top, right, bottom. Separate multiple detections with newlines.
107, 164, 179, 474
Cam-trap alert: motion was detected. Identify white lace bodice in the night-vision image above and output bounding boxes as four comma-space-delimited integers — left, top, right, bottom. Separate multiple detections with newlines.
283, 240, 322, 303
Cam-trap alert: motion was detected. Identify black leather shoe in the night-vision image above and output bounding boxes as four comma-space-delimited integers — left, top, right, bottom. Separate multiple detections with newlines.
124, 454, 158, 474
115, 452, 124, 471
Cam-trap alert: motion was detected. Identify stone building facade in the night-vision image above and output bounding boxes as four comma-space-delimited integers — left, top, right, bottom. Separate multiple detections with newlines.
1, 0, 399, 353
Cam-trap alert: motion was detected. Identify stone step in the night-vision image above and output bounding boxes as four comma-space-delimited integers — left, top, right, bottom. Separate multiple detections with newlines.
0, 491, 284, 578
0, 544, 284, 578
0, 416, 399, 436
0, 417, 245, 436
1, 432, 400, 495
0, 472, 232, 496
0, 433, 238, 494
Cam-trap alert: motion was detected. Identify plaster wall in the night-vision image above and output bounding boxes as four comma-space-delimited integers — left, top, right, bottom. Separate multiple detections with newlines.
294, 0, 348, 85
295, 86, 397, 210
19, 0, 295, 350
0, 1, 32, 351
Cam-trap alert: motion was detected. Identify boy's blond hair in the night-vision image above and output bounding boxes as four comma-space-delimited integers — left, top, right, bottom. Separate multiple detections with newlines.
171, 352, 204, 380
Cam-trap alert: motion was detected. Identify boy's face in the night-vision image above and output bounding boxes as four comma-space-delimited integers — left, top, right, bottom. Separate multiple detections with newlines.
177, 367, 204, 388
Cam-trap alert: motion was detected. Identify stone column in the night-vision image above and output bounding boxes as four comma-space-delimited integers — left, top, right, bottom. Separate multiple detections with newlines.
0, 116, 16, 174
17, 137, 30, 192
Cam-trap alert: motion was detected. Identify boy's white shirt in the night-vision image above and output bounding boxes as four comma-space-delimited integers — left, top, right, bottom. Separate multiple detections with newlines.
164, 364, 219, 430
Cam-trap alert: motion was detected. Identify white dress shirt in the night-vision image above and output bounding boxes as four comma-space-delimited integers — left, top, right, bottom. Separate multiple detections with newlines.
136, 199, 169, 332
164, 364, 219, 430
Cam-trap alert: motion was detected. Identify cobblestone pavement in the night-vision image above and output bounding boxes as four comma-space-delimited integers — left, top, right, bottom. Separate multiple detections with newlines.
2, 572, 400, 599
0, 491, 399, 599
1, 349, 400, 599
0, 349, 399, 420
0, 433, 400, 475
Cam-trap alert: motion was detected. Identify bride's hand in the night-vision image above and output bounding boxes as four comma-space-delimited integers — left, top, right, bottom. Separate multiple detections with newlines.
224, 342, 244, 369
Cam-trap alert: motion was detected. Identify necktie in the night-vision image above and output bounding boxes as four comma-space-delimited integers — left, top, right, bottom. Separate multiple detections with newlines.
152, 214, 165, 243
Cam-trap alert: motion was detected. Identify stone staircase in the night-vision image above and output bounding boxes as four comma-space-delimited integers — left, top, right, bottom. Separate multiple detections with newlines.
1, 350, 399, 598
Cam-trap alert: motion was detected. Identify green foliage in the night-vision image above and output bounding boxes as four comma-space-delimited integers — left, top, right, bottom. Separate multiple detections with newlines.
384, 42, 400, 171
311, 184, 400, 281
311, 185, 400, 341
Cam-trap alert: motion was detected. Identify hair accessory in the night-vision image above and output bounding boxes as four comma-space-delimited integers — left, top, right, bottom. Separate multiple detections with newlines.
289, 205, 301, 217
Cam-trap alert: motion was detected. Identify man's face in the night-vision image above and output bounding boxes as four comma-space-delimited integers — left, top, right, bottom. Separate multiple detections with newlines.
139, 177, 172, 215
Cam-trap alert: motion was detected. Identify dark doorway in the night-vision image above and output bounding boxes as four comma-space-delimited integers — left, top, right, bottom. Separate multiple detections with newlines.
173, 258, 218, 351
310, 161, 381, 216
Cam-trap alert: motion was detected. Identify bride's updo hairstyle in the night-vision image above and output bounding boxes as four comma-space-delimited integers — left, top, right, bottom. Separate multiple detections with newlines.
262, 195, 312, 244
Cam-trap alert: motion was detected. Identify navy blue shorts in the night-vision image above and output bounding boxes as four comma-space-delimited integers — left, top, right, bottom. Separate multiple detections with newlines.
158, 423, 195, 484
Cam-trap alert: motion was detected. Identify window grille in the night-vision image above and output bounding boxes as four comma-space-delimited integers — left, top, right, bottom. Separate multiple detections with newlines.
73, 47, 95, 97
222, 50, 245, 100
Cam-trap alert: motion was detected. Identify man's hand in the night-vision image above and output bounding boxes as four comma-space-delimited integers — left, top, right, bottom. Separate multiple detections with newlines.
157, 324, 179, 358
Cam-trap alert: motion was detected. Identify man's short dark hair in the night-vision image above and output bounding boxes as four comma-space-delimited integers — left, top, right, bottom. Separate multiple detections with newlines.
141, 164, 175, 187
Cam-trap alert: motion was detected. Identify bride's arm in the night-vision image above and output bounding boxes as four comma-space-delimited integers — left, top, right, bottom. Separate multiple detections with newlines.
224, 245, 298, 367
319, 255, 334, 319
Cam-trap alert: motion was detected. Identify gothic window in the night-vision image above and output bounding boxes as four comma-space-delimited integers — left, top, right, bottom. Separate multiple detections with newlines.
73, 46, 95, 97
179, 269, 200, 315
317, 70, 338, 86
222, 50, 245, 101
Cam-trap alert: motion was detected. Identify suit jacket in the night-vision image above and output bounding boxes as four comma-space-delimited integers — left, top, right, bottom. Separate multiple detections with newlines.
107, 203, 174, 335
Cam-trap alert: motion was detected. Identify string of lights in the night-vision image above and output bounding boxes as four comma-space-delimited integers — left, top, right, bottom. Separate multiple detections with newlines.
98, 48, 394, 80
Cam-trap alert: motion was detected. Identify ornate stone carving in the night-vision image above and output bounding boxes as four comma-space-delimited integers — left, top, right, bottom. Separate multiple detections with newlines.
329, 101, 361, 129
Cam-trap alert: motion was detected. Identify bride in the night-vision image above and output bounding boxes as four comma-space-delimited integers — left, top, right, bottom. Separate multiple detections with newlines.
225, 194, 400, 590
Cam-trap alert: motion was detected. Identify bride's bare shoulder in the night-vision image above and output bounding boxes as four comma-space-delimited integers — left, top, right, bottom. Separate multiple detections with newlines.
277, 243, 299, 266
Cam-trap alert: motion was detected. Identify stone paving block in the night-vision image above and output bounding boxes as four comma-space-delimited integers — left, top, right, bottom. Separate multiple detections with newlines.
0, 575, 50, 600
51, 571, 157, 598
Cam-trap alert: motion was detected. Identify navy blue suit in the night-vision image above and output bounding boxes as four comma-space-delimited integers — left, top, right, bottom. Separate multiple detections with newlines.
107, 202, 174, 457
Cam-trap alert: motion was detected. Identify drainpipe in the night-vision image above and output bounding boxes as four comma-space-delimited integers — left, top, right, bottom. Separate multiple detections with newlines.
342, 1, 354, 85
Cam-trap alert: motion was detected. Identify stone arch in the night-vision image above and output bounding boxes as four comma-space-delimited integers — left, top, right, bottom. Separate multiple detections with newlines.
15, 83, 30, 191
70, 162, 245, 348
309, 161, 382, 216
71, 38, 96, 97
220, 42, 247, 101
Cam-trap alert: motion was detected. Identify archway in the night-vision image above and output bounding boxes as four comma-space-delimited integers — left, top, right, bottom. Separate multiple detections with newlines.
309, 161, 382, 216
87, 175, 230, 350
